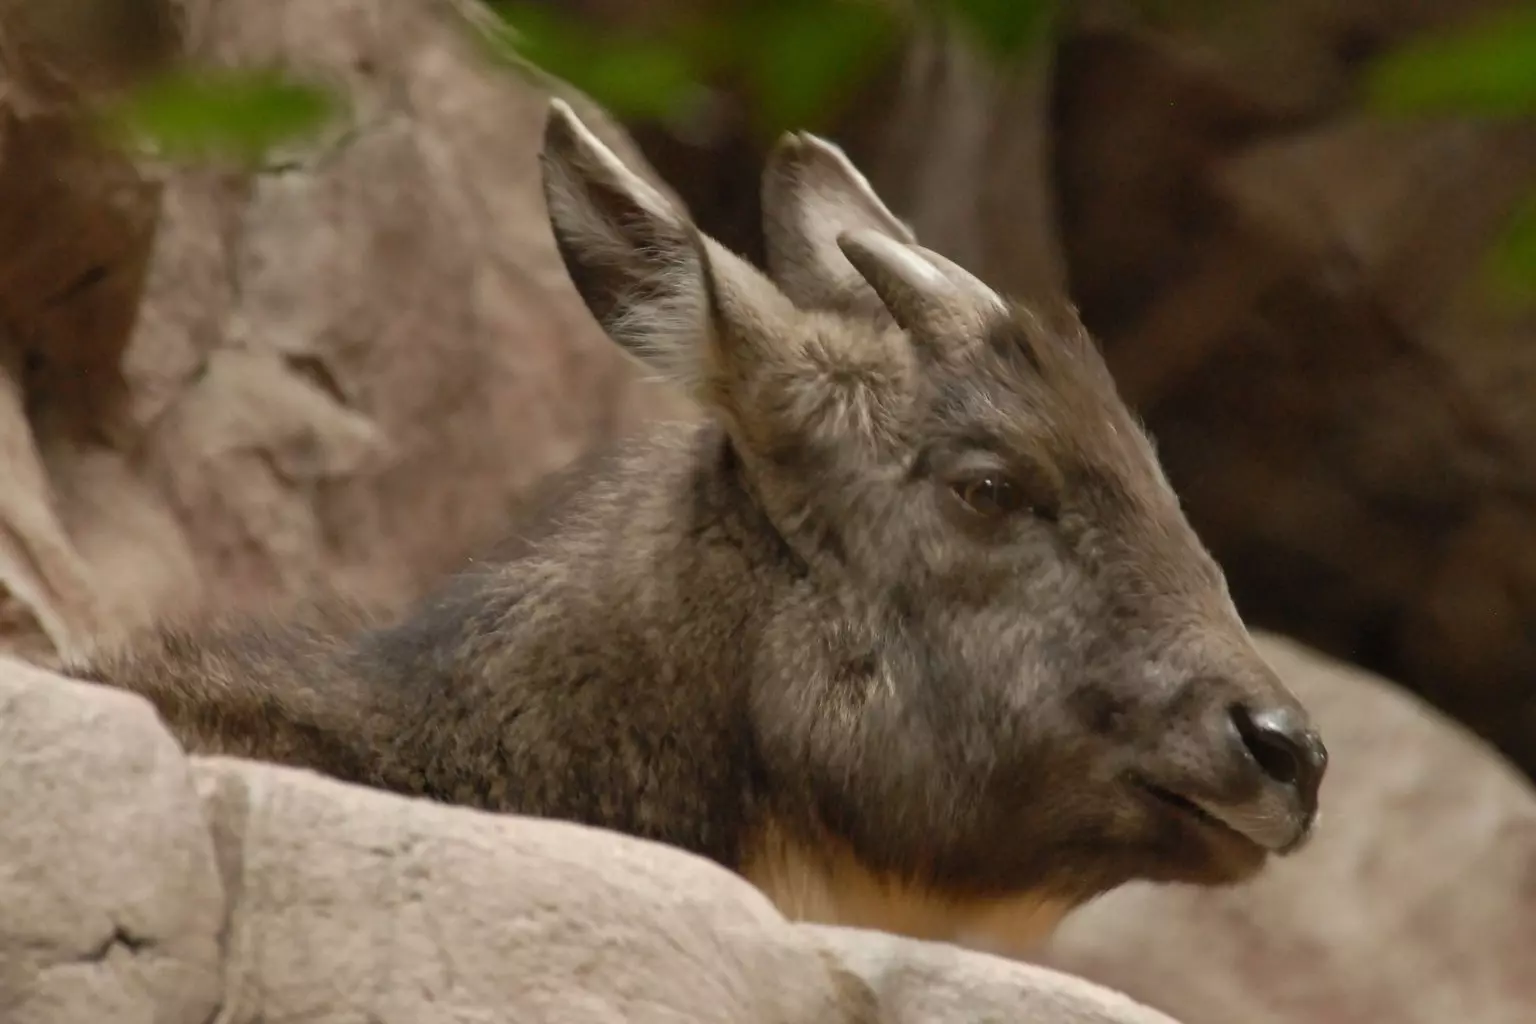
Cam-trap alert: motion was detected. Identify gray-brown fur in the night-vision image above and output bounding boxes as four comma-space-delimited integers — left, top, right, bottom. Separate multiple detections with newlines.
69, 101, 1327, 944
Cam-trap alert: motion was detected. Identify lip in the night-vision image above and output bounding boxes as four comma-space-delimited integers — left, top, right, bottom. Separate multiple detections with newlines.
1135, 777, 1313, 856
1138, 780, 1251, 840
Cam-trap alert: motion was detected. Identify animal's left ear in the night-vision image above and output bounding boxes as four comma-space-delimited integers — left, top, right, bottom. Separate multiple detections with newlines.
761, 131, 916, 316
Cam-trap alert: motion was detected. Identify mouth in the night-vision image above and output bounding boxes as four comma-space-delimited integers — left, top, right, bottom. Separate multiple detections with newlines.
1138, 780, 1246, 837
1134, 777, 1314, 856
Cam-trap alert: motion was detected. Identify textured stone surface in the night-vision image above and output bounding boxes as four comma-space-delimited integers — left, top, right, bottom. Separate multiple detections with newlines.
4, 634, 1531, 1022
0, 653, 1179, 1024
0, 0, 690, 668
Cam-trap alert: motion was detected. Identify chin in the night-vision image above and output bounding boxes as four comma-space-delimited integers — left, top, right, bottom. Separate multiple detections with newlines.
1052, 800, 1278, 898
1134, 798, 1274, 887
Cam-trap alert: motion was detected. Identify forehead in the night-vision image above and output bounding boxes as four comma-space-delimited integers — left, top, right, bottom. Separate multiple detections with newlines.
928, 310, 1162, 486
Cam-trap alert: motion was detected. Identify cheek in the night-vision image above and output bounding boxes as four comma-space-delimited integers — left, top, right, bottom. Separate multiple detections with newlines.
920, 561, 1102, 703
937, 616, 1119, 766
1003, 569, 1105, 674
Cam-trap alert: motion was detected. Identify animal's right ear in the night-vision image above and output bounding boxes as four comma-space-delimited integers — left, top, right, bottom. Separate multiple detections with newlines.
761, 131, 916, 316
539, 98, 711, 382
540, 99, 800, 399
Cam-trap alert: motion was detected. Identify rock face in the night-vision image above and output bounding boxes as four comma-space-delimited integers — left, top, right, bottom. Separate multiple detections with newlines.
0, 0, 690, 670
0, 652, 1178, 1024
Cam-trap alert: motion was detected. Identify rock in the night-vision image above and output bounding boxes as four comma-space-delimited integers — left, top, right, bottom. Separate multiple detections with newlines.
1036, 632, 1536, 1024
0, 653, 1179, 1024
0, 0, 692, 665
4, 634, 1530, 1022
0, 656, 226, 1023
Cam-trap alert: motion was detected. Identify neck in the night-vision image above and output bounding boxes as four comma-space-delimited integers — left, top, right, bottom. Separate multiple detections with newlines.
740, 818, 1075, 957
354, 421, 797, 867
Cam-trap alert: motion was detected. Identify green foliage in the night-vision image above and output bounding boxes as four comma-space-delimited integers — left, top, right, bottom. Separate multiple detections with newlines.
1365, 9, 1536, 306
1364, 7, 1536, 118
480, 0, 907, 133
730, 0, 902, 132
1483, 195, 1536, 307
945, 0, 1060, 59
476, 4, 705, 121
95, 1, 1536, 303
100, 67, 339, 164
100, 0, 1058, 156
478, 0, 1053, 133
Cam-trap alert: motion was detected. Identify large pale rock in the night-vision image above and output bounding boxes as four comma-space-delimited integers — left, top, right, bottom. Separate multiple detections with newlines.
0, 657, 226, 1024
0, 654, 1178, 1024
1038, 632, 1536, 1023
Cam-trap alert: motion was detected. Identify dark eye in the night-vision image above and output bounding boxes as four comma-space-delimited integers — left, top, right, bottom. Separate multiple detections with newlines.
953, 474, 1030, 518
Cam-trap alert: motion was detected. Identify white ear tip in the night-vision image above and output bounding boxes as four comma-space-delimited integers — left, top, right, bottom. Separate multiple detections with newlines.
799, 132, 853, 163
541, 96, 676, 219
544, 98, 590, 147
771, 129, 838, 157
769, 131, 868, 189
545, 98, 603, 151
768, 130, 851, 184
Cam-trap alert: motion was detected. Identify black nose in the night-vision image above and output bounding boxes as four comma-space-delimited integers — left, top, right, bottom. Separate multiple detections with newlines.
1230, 704, 1328, 812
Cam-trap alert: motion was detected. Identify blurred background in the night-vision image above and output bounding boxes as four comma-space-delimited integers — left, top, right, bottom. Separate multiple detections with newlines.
1, 1, 1534, 1020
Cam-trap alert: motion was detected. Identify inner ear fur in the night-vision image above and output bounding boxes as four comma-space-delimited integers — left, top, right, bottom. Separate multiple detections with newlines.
540, 98, 803, 402
761, 130, 916, 318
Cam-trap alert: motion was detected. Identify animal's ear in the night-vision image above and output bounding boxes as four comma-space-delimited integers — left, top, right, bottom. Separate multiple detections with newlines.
540, 99, 797, 394
837, 229, 1008, 350
761, 131, 916, 315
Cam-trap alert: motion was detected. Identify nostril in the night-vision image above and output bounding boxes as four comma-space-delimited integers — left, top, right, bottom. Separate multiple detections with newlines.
1229, 704, 1326, 801
1239, 716, 1299, 785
